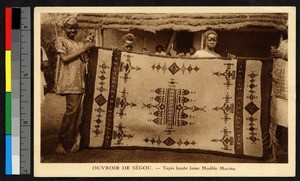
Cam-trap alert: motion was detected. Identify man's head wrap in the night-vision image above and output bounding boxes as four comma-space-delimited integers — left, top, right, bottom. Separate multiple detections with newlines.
121, 33, 135, 45
62, 17, 78, 27
204, 30, 218, 42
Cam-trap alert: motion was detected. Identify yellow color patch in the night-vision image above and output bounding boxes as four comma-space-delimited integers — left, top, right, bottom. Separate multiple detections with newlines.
5, 50, 11, 92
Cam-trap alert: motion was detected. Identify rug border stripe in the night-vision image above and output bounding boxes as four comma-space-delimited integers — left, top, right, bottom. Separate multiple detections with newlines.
81, 47, 99, 148
234, 59, 246, 155
103, 50, 121, 148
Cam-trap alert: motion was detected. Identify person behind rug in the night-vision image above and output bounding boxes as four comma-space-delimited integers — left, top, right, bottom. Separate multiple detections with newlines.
154, 44, 166, 55
54, 17, 95, 154
119, 33, 135, 52
270, 25, 288, 163
192, 30, 221, 58
185, 47, 196, 57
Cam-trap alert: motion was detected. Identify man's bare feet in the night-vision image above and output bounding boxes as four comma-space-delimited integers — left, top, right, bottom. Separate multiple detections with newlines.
55, 143, 67, 155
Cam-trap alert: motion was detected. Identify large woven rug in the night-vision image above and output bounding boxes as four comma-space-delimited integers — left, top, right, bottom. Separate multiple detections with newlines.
81, 48, 272, 159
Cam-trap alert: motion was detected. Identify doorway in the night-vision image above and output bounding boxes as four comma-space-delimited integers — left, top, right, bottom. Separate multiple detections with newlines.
176, 31, 194, 54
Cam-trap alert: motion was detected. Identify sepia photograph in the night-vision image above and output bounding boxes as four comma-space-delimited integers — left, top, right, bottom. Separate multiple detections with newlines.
34, 7, 295, 177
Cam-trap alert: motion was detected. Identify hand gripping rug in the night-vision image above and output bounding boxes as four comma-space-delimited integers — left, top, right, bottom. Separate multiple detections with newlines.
81, 48, 272, 159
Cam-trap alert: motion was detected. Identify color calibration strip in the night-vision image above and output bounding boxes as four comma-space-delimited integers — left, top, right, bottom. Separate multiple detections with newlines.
5, 7, 13, 175
5, 7, 31, 175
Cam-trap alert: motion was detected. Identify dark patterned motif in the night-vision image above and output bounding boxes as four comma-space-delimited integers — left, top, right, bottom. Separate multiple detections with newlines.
212, 93, 234, 123
95, 94, 107, 106
211, 127, 234, 150
151, 63, 168, 73
103, 50, 122, 148
168, 63, 180, 75
152, 63, 200, 75
93, 62, 109, 136
112, 123, 133, 145
233, 61, 246, 155
211, 63, 238, 151
245, 71, 260, 144
213, 63, 236, 89
143, 79, 206, 135
120, 54, 141, 83
245, 102, 259, 115
116, 88, 137, 119
163, 137, 176, 146
144, 137, 196, 147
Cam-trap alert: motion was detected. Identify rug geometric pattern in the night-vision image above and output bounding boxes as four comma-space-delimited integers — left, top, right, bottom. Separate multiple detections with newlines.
84, 49, 272, 158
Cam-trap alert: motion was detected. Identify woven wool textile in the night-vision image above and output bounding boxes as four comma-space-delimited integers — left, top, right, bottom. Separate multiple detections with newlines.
81, 48, 272, 158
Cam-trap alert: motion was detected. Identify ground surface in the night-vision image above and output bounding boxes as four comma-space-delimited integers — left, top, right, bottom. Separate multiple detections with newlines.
41, 93, 266, 163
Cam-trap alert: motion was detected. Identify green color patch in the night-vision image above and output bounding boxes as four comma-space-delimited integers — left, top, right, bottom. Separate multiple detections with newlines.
5, 93, 11, 134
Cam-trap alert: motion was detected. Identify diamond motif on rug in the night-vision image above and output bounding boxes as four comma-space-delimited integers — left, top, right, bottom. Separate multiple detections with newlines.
168, 63, 180, 75
95, 94, 107, 106
163, 137, 176, 146
245, 101, 259, 115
